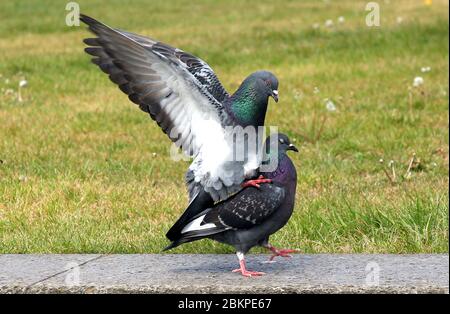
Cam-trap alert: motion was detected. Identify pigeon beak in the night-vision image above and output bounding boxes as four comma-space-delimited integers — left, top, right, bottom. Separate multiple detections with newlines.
287, 143, 299, 152
271, 90, 279, 103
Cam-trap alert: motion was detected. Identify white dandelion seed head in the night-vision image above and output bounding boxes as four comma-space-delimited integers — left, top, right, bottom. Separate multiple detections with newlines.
413, 76, 424, 87
338, 16, 345, 23
18, 175, 28, 182
325, 19, 334, 27
420, 66, 431, 73
19, 79, 27, 88
313, 86, 320, 94
325, 98, 337, 112
396, 16, 403, 24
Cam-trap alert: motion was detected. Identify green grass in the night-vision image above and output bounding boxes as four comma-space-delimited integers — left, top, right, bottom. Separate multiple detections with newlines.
0, 0, 448, 254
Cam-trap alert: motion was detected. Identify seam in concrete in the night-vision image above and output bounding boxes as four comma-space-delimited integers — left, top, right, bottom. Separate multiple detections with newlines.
24, 254, 106, 291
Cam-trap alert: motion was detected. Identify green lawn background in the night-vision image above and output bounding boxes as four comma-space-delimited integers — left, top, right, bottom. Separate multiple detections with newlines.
0, 0, 448, 253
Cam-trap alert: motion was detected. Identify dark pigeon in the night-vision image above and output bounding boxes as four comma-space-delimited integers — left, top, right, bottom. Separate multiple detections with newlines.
80, 14, 279, 207
164, 133, 299, 277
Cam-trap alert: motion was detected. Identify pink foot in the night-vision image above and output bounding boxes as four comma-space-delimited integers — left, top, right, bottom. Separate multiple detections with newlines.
232, 259, 265, 277
268, 247, 299, 261
241, 175, 272, 189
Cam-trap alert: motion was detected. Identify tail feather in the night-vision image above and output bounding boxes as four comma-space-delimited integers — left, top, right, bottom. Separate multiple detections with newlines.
163, 238, 193, 251
165, 189, 214, 241
163, 227, 223, 252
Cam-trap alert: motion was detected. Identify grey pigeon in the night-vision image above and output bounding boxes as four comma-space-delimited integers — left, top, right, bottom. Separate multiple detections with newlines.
80, 15, 279, 206
164, 133, 298, 277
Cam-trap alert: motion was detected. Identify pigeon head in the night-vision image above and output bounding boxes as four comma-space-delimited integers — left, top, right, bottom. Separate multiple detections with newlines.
265, 133, 298, 155
250, 70, 279, 103
230, 71, 279, 126
261, 133, 298, 183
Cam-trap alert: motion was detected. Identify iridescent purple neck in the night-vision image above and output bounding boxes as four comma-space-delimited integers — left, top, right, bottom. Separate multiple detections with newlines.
263, 154, 297, 185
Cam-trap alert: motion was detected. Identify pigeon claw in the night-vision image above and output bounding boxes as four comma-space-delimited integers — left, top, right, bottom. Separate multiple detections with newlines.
232, 268, 266, 277
268, 248, 299, 261
241, 175, 272, 189
232, 259, 265, 277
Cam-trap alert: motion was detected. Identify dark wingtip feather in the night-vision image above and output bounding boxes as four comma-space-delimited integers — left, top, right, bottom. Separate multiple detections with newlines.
84, 47, 102, 57
162, 242, 178, 252
128, 93, 141, 105
165, 191, 214, 241
79, 14, 98, 27
83, 38, 99, 46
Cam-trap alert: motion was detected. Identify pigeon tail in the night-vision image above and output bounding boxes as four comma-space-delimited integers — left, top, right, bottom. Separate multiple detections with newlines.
163, 221, 223, 251
165, 190, 214, 241
163, 238, 193, 251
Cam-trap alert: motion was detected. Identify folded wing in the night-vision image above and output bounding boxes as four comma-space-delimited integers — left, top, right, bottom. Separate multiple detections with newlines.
178, 184, 286, 239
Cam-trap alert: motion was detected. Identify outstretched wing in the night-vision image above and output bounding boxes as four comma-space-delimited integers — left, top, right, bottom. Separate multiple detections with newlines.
118, 29, 229, 104
80, 14, 229, 157
179, 184, 286, 238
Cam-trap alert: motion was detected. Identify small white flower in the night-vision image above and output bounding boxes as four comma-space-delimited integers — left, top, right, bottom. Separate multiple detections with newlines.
396, 16, 403, 24
413, 76, 424, 87
19, 79, 27, 88
152, 152, 157, 157
338, 16, 345, 23
312, 23, 320, 29
325, 19, 334, 27
313, 86, 320, 94
324, 98, 336, 111
420, 66, 431, 73
18, 175, 28, 182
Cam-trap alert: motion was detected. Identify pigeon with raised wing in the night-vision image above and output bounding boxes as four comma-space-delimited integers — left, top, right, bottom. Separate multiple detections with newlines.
80, 14, 279, 206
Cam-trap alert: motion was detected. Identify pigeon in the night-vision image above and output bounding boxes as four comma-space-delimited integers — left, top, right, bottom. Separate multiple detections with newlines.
80, 15, 279, 208
164, 133, 299, 277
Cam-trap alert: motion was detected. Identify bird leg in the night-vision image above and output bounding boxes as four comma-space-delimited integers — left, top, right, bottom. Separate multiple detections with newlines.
265, 244, 299, 261
232, 252, 265, 277
241, 175, 272, 189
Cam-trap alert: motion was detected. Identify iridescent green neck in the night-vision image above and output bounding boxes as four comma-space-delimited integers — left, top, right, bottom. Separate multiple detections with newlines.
229, 83, 268, 126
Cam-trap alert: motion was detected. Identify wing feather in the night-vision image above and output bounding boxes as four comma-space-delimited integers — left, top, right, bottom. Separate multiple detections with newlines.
81, 14, 227, 159
81, 15, 257, 201
203, 184, 286, 230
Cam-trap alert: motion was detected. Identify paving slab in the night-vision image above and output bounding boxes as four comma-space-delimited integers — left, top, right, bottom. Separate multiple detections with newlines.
0, 254, 448, 294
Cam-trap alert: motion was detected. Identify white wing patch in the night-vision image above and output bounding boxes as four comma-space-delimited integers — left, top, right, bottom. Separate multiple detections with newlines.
181, 214, 216, 234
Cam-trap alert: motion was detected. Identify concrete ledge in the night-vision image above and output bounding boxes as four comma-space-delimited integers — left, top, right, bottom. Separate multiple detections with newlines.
0, 254, 448, 294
